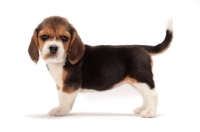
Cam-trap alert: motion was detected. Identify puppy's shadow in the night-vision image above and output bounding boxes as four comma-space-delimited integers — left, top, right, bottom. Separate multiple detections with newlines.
25, 112, 138, 119
25, 112, 164, 119
70, 112, 164, 118
25, 114, 63, 119
70, 112, 138, 117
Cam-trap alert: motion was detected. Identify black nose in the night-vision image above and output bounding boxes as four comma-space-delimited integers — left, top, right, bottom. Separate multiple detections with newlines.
49, 45, 58, 54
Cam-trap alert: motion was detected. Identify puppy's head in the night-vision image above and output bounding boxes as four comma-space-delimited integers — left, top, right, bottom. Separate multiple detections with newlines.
28, 16, 85, 64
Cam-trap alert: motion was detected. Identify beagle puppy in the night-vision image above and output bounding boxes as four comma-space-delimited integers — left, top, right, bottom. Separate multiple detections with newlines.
28, 16, 173, 118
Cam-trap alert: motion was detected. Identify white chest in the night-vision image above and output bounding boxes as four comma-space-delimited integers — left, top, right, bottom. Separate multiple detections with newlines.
47, 62, 64, 88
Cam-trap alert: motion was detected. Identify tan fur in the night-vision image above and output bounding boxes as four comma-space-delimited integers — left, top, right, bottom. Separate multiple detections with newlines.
28, 18, 85, 65
112, 76, 137, 89
56, 85, 61, 90
62, 69, 75, 94
28, 30, 39, 64
124, 77, 137, 84
67, 24, 85, 65
38, 27, 54, 50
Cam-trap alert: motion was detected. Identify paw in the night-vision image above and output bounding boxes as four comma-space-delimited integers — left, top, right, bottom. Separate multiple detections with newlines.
133, 107, 146, 114
48, 107, 71, 116
140, 108, 156, 118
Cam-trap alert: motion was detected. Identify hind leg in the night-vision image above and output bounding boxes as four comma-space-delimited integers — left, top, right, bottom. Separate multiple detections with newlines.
133, 83, 158, 118
133, 90, 147, 114
128, 50, 158, 117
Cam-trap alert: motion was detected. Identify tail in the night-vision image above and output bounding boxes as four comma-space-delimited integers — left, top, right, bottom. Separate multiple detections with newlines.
140, 19, 173, 55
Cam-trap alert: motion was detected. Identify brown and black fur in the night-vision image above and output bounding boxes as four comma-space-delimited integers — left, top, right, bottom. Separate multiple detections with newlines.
29, 16, 173, 92
63, 31, 172, 91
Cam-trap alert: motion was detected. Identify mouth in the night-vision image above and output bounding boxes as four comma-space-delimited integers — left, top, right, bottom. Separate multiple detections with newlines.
43, 52, 58, 60
43, 52, 66, 63
49, 53, 57, 58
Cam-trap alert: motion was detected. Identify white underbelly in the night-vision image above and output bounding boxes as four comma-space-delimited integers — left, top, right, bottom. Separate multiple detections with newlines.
80, 89, 98, 93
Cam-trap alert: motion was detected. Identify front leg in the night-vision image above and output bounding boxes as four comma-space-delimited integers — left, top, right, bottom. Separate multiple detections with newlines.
48, 89, 79, 116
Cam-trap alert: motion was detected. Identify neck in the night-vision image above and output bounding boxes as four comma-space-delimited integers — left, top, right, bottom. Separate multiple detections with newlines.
46, 61, 65, 88
46, 61, 65, 67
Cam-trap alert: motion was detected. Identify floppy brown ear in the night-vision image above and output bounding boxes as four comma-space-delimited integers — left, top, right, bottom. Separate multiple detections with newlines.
28, 29, 39, 64
68, 26, 85, 65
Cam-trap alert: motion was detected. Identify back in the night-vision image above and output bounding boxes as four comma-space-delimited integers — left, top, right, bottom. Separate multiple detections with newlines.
81, 45, 137, 91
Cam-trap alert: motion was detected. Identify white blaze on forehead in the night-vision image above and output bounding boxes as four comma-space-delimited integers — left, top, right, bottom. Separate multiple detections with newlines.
53, 35, 56, 40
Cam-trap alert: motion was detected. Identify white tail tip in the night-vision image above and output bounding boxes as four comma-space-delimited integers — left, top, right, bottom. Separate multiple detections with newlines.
166, 18, 173, 32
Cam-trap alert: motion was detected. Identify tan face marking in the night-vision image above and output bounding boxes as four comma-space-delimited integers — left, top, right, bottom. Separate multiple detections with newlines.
56, 26, 71, 40
38, 26, 54, 51
37, 25, 72, 63
56, 26, 71, 53
28, 16, 85, 65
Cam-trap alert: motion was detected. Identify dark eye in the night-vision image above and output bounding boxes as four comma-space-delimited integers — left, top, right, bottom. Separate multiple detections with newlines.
60, 36, 68, 42
40, 35, 49, 41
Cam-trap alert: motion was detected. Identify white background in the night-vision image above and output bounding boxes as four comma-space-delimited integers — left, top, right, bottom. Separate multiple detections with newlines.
0, 0, 200, 131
